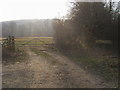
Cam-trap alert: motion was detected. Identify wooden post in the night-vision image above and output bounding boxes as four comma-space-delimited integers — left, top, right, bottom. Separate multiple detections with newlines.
11, 36, 15, 52
8, 36, 12, 51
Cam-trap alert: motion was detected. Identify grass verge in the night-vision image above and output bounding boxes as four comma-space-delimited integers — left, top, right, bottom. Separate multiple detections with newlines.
60, 49, 118, 87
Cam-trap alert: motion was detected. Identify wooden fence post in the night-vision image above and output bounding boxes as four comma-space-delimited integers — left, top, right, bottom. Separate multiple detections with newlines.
8, 36, 12, 51
11, 36, 15, 51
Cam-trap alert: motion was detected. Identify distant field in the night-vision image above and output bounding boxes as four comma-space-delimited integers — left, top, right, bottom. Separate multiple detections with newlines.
0, 38, 6, 40
15, 37, 54, 47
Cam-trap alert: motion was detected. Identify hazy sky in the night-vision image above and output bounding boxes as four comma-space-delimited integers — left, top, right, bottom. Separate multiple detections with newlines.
0, 0, 70, 22
0, 0, 119, 22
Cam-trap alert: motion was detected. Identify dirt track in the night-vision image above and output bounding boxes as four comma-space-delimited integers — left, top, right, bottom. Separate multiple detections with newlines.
2, 47, 111, 88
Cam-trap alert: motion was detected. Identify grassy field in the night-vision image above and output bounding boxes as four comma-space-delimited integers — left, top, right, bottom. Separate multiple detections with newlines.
15, 37, 54, 47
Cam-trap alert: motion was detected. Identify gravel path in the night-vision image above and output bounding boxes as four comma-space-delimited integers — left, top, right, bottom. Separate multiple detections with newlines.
2, 47, 111, 88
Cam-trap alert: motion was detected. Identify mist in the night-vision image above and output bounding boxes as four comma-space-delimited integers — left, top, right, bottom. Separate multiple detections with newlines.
2, 19, 54, 37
